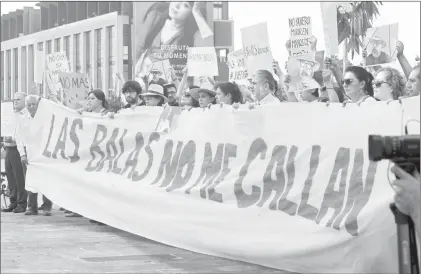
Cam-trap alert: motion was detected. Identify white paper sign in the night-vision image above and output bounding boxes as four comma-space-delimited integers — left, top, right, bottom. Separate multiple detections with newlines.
46, 52, 70, 99
187, 47, 219, 77
289, 16, 312, 57
241, 22, 274, 76
320, 3, 339, 57
227, 49, 249, 83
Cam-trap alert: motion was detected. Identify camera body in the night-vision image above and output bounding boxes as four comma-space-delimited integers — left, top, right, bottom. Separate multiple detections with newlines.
368, 134, 420, 174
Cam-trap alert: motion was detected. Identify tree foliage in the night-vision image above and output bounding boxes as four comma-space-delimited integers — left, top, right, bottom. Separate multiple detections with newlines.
337, 2, 382, 59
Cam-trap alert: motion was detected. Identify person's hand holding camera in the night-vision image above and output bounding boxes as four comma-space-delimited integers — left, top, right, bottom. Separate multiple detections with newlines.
391, 165, 421, 220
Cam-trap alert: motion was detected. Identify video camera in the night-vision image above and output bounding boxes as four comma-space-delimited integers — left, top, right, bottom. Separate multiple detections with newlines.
369, 133, 420, 274
368, 134, 420, 174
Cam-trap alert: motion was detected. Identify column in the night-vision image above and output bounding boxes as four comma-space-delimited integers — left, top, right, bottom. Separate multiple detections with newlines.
42, 41, 47, 98
91, 30, 96, 88
101, 27, 108, 94
20, 46, 26, 94
26, 45, 33, 93
69, 34, 74, 72
116, 17, 123, 83
11, 48, 16, 94
80, 31, 86, 73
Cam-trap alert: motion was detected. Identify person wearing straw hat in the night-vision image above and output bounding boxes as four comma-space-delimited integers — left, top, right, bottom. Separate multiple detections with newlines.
141, 84, 167, 106
365, 36, 392, 66
189, 85, 217, 108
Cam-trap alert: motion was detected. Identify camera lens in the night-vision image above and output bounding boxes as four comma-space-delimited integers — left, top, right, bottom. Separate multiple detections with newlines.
368, 135, 385, 161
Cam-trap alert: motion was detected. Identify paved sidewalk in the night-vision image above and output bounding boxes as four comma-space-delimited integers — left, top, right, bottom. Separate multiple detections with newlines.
1, 208, 291, 273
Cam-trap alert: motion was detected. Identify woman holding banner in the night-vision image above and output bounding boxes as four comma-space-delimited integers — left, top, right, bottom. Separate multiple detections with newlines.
342, 66, 377, 104
215, 82, 243, 105
134, 2, 213, 84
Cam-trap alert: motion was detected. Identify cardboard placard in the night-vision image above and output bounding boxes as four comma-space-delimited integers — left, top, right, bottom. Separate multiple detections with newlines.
241, 22, 274, 76
289, 16, 312, 57
187, 47, 219, 77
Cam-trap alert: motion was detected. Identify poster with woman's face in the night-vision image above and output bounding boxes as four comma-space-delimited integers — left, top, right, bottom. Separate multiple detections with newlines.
133, 2, 214, 82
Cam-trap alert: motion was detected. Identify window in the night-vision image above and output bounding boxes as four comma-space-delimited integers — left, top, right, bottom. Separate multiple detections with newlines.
85, 31, 91, 81
75, 33, 80, 72
96, 29, 102, 89
46, 40, 52, 54
123, 24, 130, 81
213, 2, 223, 20
64, 36, 70, 61
55, 38, 61, 52
108, 26, 116, 92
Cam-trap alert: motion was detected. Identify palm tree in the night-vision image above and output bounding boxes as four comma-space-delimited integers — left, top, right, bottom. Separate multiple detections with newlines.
337, 2, 382, 71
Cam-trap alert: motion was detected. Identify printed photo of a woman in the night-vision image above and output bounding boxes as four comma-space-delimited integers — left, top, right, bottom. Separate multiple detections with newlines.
134, 2, 214, 85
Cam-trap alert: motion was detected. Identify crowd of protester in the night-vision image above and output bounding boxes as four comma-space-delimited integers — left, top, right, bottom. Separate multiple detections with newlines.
1, 37, 420, 246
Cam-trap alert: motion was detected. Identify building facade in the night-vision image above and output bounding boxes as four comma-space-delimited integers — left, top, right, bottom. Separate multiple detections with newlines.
1, 2, 231, 101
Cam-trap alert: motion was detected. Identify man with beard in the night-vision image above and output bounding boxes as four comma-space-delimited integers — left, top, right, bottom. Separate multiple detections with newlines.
365, 36, 392, 66
122, 81, 145, 109
163, 83, 179, 106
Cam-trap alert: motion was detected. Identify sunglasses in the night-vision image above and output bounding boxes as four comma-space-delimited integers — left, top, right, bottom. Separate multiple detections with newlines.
372, 81, 388, 88
341, 79, 354, 86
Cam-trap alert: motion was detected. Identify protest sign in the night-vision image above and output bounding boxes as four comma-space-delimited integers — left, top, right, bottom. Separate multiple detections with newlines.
320, 2, 339, 57
58, 72, 91, 110
46, 52, 70, 100
187, 47, 218, 77
289, 16, 312, 57
1, 102, 15, 137
133, 2, 214, 80
363, 23, 399, 66
227, 49, 248, 83
26, 99, 412, 273
241, 22, 274, 76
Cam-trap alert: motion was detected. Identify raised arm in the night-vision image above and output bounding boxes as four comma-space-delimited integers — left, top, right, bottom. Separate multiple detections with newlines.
396, 41, 413, 78
192, 2, 214, 39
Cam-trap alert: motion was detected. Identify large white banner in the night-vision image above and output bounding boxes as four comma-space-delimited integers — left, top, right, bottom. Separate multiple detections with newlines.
25, 98, 420, 273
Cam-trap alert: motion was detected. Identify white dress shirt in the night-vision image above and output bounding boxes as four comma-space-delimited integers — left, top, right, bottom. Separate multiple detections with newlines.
3, 108, 29, 148
258, 93, 281, 105
15, 109, 32, 157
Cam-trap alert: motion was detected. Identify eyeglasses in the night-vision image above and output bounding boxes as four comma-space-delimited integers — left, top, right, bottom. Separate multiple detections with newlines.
341, 79, 354, 86
372, 81, 388, 88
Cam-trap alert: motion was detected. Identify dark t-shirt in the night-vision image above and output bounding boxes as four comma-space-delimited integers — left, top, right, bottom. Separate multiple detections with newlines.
168, 101, 179, 107
149, 78, 167, 86
124, 100, 145, 109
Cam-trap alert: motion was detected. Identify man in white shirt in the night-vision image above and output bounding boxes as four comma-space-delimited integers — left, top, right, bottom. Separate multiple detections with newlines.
1, 92, 28, 213
16, 95, 53, 216
250, 70, 281, 105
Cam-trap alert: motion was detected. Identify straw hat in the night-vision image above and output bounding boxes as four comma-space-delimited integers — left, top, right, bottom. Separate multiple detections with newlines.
141, 84, 168, 100
369, 36, 387, 48
189, 88, 216, 101
150, 68, 163, 75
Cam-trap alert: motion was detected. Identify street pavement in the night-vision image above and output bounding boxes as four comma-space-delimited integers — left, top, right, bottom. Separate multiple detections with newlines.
1, 206, 292, 273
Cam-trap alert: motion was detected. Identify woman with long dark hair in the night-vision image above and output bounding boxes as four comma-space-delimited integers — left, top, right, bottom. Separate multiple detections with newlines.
134, 2, 213, 83
342, 66, 377, 104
